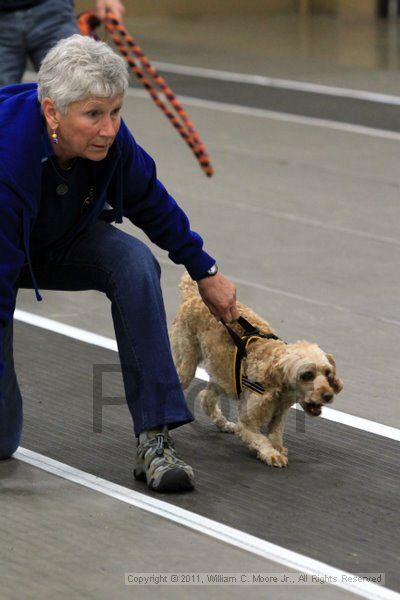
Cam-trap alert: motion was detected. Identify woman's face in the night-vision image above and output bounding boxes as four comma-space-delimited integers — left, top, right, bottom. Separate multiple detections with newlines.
47, 95, 124, 163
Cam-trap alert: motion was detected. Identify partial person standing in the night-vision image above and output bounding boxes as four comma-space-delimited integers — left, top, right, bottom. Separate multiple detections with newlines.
0, 0, 125, 87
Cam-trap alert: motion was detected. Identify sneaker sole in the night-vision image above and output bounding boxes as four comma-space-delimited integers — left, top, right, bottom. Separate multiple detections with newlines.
133, 466, 146, 482
150, 467, 195, 493
134, 466, 194, 492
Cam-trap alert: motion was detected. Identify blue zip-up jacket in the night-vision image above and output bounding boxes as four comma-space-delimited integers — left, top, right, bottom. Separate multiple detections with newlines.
0, 83, 215, 386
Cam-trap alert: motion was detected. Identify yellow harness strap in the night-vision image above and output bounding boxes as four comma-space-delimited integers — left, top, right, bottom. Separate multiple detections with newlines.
223, 317, 282, 399
232, 335, 266, 398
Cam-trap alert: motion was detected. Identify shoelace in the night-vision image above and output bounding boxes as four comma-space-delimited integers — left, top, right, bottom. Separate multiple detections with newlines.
140, 431, 175, 456
155, 433, 164, 456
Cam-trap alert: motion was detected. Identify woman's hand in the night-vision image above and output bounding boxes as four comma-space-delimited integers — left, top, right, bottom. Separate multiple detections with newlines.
197, 273, 240, 323
96, 0, 126, 21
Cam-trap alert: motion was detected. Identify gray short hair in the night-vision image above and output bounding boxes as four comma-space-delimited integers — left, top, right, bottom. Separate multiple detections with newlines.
38, 34, 129, 113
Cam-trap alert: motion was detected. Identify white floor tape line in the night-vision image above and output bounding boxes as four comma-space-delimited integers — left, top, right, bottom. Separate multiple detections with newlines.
15, 447, 400, 600
151, 61, 400, 107
13, 309, 400, 443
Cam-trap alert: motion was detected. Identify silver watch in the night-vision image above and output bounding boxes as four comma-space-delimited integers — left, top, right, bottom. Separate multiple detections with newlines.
198, 262, 218, 280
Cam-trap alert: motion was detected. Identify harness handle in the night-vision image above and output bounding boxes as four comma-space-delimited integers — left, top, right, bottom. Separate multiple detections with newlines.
222, 316, 280, 347
221, 319, 248, 356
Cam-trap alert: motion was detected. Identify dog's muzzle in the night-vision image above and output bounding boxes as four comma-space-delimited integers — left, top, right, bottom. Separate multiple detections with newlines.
301, 401, 323, 417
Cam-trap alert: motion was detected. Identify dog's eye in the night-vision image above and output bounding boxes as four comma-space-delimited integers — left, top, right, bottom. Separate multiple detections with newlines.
325, 369, 332, 378
300, 371, 315, 382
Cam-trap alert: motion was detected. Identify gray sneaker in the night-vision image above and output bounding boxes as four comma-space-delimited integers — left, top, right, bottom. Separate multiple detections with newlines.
134, 426, 195, 492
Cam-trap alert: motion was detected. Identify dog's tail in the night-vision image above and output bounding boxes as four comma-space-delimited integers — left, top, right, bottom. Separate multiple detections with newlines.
179, 272, 199, 302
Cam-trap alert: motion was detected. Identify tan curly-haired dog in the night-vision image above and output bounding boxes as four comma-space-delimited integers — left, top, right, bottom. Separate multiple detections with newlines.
170, 274, 343, 467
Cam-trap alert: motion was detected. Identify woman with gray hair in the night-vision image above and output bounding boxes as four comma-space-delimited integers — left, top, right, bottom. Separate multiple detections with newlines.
0, 35, 238, 492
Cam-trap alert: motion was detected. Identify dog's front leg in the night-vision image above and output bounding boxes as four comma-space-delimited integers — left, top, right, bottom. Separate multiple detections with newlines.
267, 409, 289, 457
237, 394, 288, 467
236, 394, 287, 467
236, 420, 288, 467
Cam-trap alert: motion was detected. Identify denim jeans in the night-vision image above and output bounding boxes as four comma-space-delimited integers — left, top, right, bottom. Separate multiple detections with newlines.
0, 220, 194, 458
0, 0, 78, 87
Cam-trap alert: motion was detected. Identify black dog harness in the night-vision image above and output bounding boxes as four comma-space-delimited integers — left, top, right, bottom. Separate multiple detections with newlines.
222, 316, 283, 398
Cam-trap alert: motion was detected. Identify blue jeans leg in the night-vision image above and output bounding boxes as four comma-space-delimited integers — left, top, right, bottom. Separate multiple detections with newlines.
0, 11, 28, 86
18, 221, 194, 437
0, 320, 23, 459
26, 0, 78, 71
0, 0, 78, 86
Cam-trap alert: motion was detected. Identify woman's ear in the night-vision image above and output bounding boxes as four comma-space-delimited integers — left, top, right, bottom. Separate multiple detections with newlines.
41, 97, 61, 130
326, 353, 344, 394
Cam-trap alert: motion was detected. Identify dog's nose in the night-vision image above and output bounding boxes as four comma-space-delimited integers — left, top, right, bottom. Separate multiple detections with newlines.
322, 392, 334, 403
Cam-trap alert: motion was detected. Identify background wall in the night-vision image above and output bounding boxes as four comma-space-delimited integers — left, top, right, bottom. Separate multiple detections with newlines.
75, 0, 379, 19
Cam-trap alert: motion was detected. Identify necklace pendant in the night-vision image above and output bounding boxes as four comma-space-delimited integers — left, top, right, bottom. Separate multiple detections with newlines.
56, 183, 69, 196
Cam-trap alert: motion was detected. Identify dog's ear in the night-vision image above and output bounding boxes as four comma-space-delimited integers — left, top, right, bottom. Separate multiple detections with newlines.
326, 353, 344, 394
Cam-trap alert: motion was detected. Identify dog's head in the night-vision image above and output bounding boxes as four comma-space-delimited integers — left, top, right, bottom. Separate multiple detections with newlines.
278, 342, 343, 417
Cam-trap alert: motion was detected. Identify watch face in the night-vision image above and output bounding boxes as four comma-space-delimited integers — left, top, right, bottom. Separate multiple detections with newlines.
208, 263, 218, 276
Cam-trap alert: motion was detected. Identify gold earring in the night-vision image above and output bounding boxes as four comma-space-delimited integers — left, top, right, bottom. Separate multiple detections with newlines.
51, 129, 59, 145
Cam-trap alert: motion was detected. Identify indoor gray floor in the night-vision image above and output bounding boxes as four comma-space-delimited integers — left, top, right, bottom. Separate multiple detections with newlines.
8, 320, 399, 593
0, 460, 361, 600
3, 10, 400, 600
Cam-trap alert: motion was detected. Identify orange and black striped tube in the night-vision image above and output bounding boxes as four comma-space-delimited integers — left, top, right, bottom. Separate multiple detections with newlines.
78, 10, 214, 177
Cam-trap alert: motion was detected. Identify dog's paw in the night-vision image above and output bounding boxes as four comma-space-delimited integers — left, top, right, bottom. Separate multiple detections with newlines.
219, 421, 236, 434
274, 445, 288, 456
270, 452, 288, 468
259, 449, 288, 468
